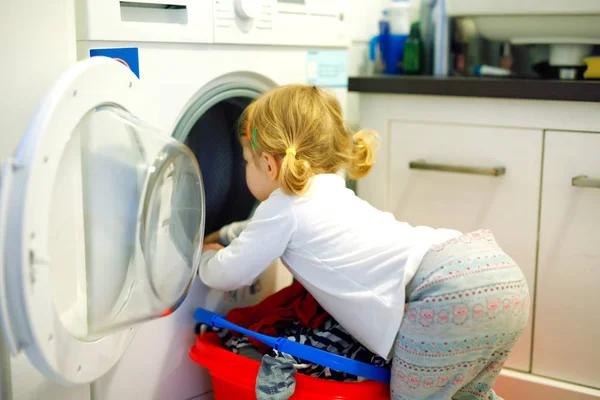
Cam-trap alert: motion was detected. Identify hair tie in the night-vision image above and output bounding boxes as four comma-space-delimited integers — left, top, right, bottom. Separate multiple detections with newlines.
285, 148, 297, 157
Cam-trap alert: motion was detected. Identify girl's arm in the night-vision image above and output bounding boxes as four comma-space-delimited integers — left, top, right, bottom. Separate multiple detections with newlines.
203, 220, 250, 245
202, 230, 221, 244
198, 198, 296, 291
219, 220, 250, 245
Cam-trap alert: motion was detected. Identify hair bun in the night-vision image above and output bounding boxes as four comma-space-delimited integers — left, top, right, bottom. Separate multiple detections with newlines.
354, 130, 381, 152
348, 129, 380, 179
280, 151, 313, 195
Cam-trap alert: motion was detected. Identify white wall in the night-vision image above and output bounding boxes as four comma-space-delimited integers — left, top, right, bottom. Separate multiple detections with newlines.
346, 0, 383, 127
346, 0, 420, 128
0, 0, 78, 159
0, 1, 84, 399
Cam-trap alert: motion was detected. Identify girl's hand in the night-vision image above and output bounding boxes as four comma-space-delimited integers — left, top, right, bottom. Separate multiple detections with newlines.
203, 230, 221, 244
203, 243, 224, 253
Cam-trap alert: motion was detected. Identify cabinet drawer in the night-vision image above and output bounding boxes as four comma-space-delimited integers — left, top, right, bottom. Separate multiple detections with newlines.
533, 131, 600, 388
389, 122, 543, 371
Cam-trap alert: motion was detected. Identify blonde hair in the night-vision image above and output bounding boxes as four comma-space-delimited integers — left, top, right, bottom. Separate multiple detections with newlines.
240, 85, 379, 195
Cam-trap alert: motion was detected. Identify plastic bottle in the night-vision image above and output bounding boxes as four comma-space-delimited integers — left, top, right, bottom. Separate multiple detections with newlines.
419, 0, 436, 75
432, 0, 449, 76
386, 0, 411, 35
403, 22, 423, 74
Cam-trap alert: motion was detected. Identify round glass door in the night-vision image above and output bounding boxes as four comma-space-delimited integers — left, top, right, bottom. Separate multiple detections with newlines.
49, 105, 204, 341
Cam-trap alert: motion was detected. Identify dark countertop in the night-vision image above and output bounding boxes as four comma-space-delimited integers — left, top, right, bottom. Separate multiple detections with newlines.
348, 76, 600, 103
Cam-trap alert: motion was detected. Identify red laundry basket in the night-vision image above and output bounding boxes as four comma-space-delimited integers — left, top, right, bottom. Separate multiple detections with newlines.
190, 333, 391, 400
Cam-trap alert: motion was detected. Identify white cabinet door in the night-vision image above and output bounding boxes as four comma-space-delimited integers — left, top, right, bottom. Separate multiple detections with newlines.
533, 130, 600, 389
388, 122, 543, 371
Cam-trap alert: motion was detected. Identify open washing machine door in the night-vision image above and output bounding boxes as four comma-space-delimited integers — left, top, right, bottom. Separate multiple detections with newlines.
0, 57, 205, 386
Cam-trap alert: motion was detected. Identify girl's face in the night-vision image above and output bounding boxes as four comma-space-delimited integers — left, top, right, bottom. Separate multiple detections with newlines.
241, 139, 280, 202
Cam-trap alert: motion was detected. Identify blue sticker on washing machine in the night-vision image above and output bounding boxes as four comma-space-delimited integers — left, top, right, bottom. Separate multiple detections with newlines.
90, 47, 140, 78
306, 50, 348, 88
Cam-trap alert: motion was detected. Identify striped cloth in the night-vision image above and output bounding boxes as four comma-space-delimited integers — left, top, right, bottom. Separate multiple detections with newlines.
199, 318, 390, 382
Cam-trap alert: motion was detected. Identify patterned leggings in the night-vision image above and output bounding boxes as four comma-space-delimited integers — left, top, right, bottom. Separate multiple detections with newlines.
391, 230, 530, 400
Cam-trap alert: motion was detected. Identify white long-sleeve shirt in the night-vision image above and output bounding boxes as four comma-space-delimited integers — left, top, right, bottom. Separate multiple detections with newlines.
199, 174, 461, 359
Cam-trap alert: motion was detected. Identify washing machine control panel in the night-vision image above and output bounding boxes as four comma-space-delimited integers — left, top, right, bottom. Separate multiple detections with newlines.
214, 0, 348, 47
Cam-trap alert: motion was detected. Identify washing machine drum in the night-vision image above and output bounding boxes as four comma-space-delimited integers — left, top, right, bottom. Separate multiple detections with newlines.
185, 99, 257, 235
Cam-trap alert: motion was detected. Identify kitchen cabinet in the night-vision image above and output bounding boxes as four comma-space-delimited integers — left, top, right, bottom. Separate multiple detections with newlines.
387, 122, 542, 371
533, 130, 600, 389
354, 90, 600, 398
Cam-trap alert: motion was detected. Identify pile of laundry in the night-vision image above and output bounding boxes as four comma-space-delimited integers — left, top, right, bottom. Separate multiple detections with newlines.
195, 281, 390, 399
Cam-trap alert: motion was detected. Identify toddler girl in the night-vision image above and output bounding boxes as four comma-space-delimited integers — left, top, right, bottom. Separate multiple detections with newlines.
199, 85, 529, 399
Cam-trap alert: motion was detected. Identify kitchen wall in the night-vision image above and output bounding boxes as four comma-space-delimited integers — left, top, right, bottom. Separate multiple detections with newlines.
0, 0, 78, 161
0, 1, 85, 399
346, 0, 420, 127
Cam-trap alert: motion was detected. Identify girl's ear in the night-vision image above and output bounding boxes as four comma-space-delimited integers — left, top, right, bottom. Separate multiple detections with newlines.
262, 153, 280, 182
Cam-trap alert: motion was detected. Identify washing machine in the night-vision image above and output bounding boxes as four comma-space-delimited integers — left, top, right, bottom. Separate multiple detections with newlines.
0, 1, 349, 399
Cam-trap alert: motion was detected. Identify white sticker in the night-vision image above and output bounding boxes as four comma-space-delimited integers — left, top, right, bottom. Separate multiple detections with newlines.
306, 50, 348, 88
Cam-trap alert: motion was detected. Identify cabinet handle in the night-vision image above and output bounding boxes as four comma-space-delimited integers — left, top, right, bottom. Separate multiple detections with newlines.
409, 161, 506, 177
572, 175, 600, 189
